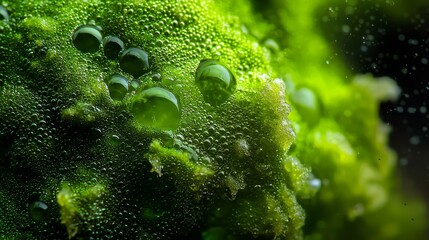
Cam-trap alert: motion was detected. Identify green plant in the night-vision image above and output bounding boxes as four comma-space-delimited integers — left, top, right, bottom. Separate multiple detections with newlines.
0, 1, 426, 239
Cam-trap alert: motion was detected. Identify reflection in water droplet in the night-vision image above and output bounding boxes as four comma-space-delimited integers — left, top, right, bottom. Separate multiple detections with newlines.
71, 25, 102, 53
107, 74, 129, 101
119, 47, 150, 78
195, 59, 236, 106
29, 201, 48, 222
103, 36, 125, 60
131, 87, 180, 130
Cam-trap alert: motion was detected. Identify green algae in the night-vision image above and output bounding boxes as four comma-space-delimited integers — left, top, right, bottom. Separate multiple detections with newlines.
0, 0, 426, 240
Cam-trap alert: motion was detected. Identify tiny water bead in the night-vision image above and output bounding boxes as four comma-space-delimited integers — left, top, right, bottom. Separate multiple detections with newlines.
131, 87, 180, 130
130, 80, 140, 91
28, 201, 48, 222
152, 73, 162, 81
0, 6, 9, 21
119, 47, 150, 78
71, 25, 102, 53
195, 59, 236, 106
103, 36, 124, 60
107, 74, 129, 101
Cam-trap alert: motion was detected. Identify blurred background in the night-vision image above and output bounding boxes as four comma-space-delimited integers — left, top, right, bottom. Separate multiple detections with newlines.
314, 0, 429, 209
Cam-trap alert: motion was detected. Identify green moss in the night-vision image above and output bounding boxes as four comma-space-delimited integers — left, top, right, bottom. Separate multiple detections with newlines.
146, 139, 214, 182
0, 0, 427, 239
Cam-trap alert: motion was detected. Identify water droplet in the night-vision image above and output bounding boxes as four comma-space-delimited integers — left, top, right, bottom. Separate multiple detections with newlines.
119, 47, 150, 78
130, 80, 140, 91
29, 201, 48, 222
131, 87, 180, 130
107, 74, 129, 101
71, 25, 102, 53
0, 6, 9, 21
152, 73, 161, 81
103, 36, 125, 60
195, 59, 236, 106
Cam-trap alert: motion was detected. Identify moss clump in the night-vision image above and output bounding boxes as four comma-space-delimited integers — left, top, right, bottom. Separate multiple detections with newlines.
0, 0, 426, 239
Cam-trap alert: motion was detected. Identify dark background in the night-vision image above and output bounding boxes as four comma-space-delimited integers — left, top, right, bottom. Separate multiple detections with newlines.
316, 3, 429, 201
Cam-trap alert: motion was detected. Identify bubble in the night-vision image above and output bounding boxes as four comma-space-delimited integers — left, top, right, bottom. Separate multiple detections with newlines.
410, 135, 420, 145
309, 178, 321, 190
131, 87, 180, 130
0, 6, 9, 21
119, 47, 150, 78
71, 25, 103, 53
130, 80, 140, 91
152, 73, 162, 81
29, 201, 48, 222
195, 59, 236, 106
107, 74, 129, 101
233, 139, 250, 159
103, 36, 125, 60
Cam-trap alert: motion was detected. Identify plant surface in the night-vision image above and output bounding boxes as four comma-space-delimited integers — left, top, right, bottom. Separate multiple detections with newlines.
0, 0, 426, 239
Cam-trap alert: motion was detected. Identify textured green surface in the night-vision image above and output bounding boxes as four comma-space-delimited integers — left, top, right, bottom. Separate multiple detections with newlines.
0, 0, 426, 239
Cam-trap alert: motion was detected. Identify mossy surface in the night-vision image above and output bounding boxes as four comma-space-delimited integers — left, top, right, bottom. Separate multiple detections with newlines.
0, 0, 426, 239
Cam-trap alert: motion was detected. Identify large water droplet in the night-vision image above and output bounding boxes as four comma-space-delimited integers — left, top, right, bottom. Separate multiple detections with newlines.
195, 59, 236, 106
71, 25, 102, 53
131, 87, 180, 130
0, 6, 9, 21
119, 47, 150, 78
103, 36, 124, 60
29, 201, 48, 222
107, 74, 129, 101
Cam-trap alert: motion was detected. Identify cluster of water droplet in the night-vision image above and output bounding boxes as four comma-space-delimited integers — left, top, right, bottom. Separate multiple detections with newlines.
71, 23, 182, 131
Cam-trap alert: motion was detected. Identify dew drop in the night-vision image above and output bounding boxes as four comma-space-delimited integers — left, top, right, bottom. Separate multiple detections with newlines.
103, 36, 125, 60
107, 74, 129, 101
119, 47, 150, 78
130, 80, 140, 91
195, 59, 236, 106
131, 87, 180, 130
29, 201, 48, 222
71, 25, 102, 53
